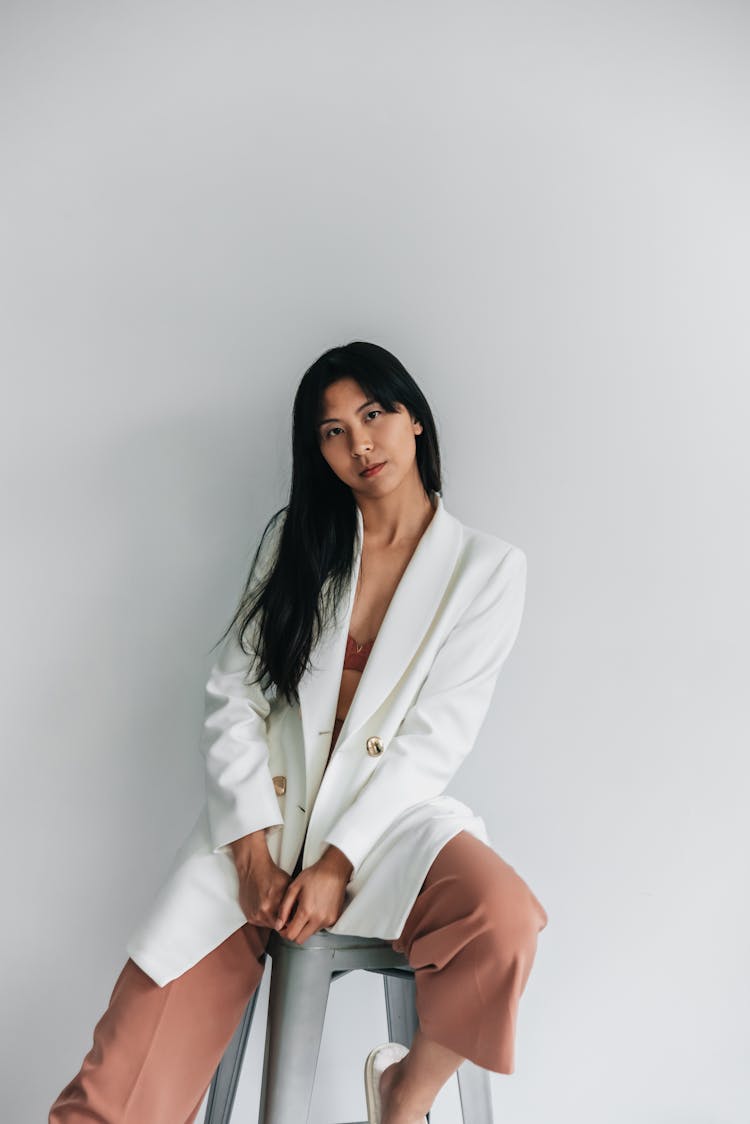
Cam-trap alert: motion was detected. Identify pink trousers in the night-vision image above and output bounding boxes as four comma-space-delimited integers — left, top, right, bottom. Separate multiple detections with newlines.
49, 830, 548, 1122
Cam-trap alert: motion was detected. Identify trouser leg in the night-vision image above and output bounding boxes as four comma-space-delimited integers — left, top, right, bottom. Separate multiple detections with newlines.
48, 920, 271, 1123
391, 829, 549, 1074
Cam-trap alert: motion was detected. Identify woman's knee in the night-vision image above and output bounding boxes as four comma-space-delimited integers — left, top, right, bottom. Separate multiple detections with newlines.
439, 834, 548, 941
485, 877, 548, 949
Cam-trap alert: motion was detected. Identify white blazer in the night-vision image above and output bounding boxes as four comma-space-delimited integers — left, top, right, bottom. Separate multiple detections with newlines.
126, 493, 528, 987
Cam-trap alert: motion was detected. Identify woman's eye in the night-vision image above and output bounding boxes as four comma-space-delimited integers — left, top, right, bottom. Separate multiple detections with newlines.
323, 411, 381, 440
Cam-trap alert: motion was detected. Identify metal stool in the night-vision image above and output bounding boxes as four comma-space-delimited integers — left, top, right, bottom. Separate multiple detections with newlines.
204, 928, 494, 1124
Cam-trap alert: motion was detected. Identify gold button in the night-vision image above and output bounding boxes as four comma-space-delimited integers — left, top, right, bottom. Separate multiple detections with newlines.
366, 736, 384, 757
272, 775, 287, 796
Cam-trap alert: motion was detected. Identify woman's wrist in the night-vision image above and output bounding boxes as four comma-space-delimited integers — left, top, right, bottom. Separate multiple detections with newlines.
230, 828, 271, 871
318, 843, 354, 880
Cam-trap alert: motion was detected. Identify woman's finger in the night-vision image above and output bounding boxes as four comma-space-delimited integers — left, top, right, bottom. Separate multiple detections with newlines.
291, 918, 318, 945
275, 877, 302, 929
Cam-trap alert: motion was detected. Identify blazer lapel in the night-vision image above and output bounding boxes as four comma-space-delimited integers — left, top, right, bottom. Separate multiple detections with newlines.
296, 493, 463, 789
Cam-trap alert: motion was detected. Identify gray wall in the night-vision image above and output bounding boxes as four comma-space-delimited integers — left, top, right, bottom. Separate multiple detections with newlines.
2, 2, 747, 1121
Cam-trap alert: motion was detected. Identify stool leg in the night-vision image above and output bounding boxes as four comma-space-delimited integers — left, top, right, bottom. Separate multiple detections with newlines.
258, 944, 333, 1124
382, 972, 419, 1047
456, 1061, 494, 1124
203, 980, 263, 1124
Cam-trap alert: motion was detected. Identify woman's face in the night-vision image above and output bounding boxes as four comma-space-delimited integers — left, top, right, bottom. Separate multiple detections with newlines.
316, 377, 423, 497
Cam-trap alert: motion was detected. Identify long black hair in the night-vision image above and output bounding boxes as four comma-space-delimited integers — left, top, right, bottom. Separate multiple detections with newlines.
214, 341, 443, 706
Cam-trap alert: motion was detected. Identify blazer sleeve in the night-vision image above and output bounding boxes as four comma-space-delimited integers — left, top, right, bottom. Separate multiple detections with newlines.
199, 514, 286, 856
322, 544, 528, 875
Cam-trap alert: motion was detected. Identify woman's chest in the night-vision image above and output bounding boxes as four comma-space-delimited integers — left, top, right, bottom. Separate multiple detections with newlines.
347, 537, 419, 640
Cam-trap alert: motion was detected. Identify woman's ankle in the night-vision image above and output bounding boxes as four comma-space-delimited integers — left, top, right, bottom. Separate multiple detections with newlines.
379, 1059, 432, 1122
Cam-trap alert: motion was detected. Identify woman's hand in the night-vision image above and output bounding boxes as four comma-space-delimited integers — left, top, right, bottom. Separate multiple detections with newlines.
275, 846, 353, 945
235, 850, 292, 929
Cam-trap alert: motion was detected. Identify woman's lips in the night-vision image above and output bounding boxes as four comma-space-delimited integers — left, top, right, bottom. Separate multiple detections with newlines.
360, 461, 385, 477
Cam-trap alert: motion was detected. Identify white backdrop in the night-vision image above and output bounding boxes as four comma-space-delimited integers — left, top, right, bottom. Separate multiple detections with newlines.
1, 2, 747, 1121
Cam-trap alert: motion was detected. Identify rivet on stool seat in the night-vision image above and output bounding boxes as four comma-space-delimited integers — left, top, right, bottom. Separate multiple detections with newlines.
204, 928, 494, 1124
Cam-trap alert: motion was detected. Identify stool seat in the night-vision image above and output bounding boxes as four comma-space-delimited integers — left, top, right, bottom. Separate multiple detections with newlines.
204, 927, 494, 1124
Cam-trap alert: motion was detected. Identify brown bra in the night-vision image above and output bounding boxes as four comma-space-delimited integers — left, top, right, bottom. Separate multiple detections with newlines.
343, 631, 375, 673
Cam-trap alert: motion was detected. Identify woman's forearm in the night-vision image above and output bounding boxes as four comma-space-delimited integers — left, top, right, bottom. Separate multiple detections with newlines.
230, 827, 272, 872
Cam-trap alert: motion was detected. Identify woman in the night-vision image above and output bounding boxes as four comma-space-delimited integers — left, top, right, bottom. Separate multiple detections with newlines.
49, 341, 548, 1124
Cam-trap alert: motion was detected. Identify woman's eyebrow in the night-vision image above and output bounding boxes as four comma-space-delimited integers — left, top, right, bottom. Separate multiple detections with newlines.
317, 398, 379, 428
